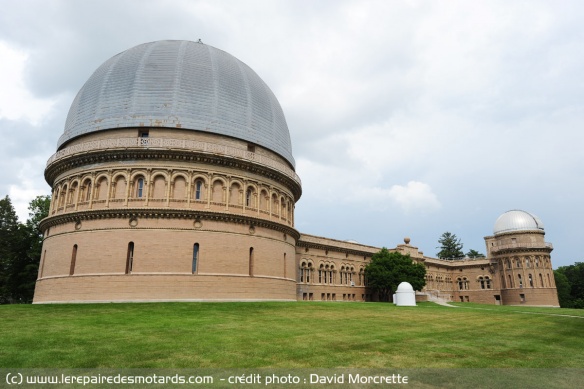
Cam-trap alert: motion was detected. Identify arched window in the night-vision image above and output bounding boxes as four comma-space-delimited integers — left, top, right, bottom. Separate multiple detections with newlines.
329, 266, 334, 284
525, 257, 530, 268
283, 253, 287, 278
528, 274, 534, 287
69, 244, 78, 276
84, 181, 92, 201
249, 247, 254, 276
479, 276, 485, 289
458, 278, 463, 290
518, 274, 523, 288
485, 276, 491, 289
246, 188, 252, 207
195, 180, 203, 200
136, 178, 145, 198
508, 274, 513, 288
60, 185, 68, 207
547, 273, 551, 287
126, 242, 134, 274
192, 243, 199, 274
539, 273, 544, 287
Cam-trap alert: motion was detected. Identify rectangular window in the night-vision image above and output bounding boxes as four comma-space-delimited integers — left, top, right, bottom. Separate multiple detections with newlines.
520, 293, 525, 303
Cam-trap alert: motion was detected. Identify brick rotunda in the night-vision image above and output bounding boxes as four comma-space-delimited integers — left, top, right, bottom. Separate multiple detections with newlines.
34, 40, 302, 302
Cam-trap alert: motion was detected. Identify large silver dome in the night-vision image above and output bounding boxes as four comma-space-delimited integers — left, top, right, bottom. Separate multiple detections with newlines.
59, 40, 295, 167
493, 210, 544, 235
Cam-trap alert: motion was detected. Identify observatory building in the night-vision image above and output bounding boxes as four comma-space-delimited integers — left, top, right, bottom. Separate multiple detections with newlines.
34, 40, 559, 307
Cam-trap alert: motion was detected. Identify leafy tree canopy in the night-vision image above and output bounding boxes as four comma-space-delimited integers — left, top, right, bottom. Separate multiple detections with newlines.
555, 263, 584, 309
436, 232, 464, 259
466, 249, 485, 258
365, 248, 426, 302
0, 195, 51, 304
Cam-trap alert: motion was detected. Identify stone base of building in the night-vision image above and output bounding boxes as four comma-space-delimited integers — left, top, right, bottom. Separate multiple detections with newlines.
33, 274, 297, 304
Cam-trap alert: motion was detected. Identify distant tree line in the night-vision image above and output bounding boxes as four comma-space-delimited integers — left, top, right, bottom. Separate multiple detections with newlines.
0, 195, 50, 304
554, 263, 584, 309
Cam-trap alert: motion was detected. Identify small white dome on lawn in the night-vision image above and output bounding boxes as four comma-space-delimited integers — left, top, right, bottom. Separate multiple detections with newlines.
395, 282, 416, 306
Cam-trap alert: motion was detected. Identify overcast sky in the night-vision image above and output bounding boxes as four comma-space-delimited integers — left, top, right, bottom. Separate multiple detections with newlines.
1, 0, 583, 267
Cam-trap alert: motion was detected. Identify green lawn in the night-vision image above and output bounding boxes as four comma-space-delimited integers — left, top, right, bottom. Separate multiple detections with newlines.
1, 301, 583, 368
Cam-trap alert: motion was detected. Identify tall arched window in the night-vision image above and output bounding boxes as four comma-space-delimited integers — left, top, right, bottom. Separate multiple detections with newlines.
195, 180, 203, 200
192, 243, 199, 274
283, 253, 287, 278
85, 181, 92, 201
136, 178, 145, 198
479, 276, 485, 289
508, 274, 513, 288
126, 242, 134, 274
518, 274, 523, 288
539, 273, 544, 287
69, 245, 77, 275
528, 274, 534, 287
246, 188, 252, 207
249, 247, 254, 277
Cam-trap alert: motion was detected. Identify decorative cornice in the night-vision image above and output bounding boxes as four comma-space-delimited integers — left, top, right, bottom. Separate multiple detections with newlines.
45, 140, 302, 200
40, 208, 301, 240
490, 245, 553, 256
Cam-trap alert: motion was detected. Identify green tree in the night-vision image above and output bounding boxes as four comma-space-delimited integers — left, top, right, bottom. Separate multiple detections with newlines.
25, 195, 51, 264
555, 262, 584, 309
0, 196, 22, 303
466, 249, 485, 258
554, 270, 572, 308
436, 232, 464, 259
365, 248, 426, 302
0, 195, 51, 304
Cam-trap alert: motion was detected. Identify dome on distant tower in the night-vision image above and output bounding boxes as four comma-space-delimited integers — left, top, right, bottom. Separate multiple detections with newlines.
59, 40, 295, 167
493, 210, 544, 236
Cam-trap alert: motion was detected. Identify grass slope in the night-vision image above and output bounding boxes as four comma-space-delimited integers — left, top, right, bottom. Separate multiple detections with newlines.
1, 302, 583, 368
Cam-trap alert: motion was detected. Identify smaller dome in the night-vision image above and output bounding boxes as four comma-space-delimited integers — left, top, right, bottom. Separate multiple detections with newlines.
493, 210, 544, 236
396, 282, 414, 292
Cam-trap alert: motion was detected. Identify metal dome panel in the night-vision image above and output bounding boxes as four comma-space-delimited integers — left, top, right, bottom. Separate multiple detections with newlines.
59, 40, 295, 167
493, 210, 545, 235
